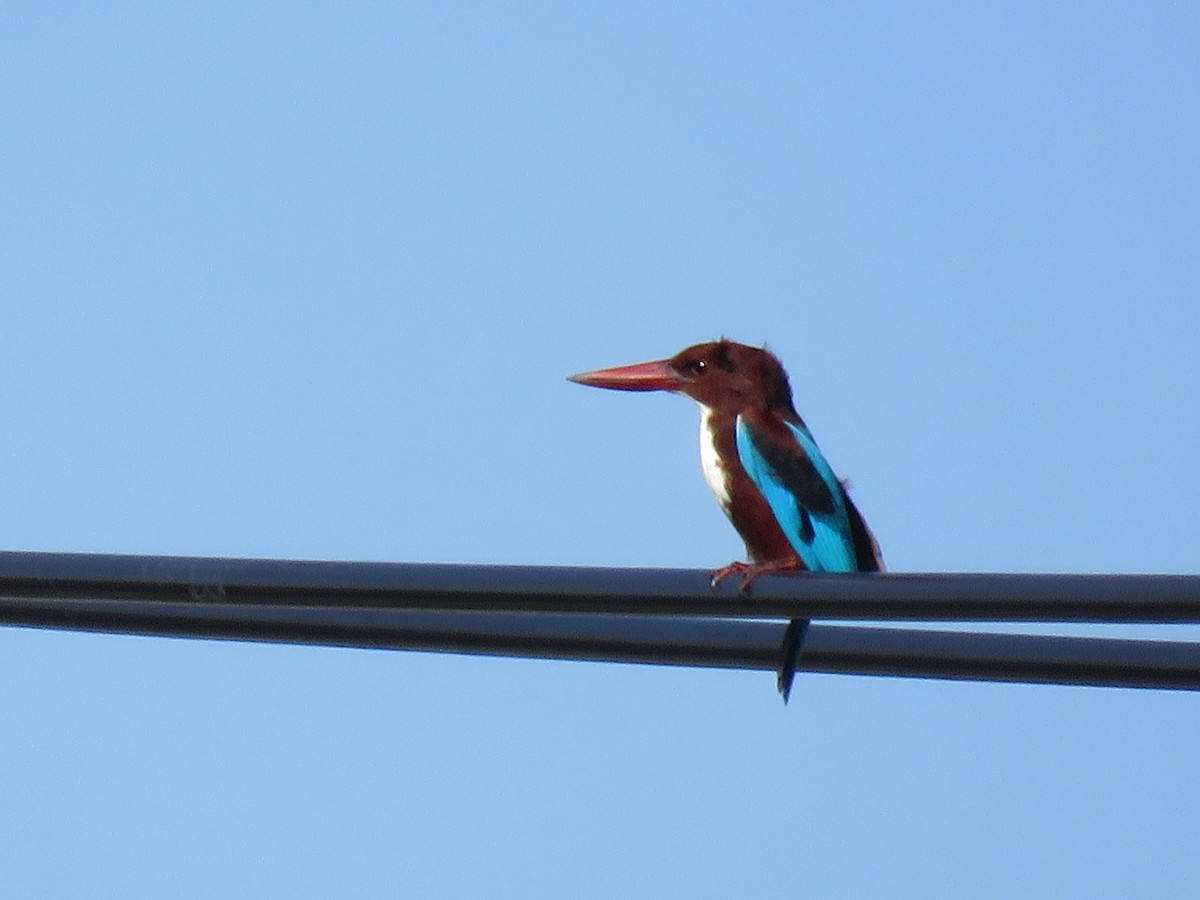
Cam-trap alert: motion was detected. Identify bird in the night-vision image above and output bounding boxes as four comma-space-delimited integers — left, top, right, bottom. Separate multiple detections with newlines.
568, 339, 883, 700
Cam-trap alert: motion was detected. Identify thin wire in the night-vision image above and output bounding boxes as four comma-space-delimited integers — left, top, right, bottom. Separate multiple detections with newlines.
3, 596, 1199, 690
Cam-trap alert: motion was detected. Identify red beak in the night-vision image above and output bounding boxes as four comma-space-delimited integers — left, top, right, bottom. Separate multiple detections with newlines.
567, 359, 682, 392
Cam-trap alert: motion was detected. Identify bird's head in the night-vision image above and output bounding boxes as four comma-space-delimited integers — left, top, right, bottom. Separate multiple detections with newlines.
569, 339, 797, 416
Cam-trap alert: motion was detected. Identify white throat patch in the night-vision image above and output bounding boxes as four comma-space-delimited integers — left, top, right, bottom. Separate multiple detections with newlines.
697, 404, 732, 509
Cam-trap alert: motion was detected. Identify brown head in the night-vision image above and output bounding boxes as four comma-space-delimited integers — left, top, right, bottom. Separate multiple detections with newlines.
568, 339, 798, 417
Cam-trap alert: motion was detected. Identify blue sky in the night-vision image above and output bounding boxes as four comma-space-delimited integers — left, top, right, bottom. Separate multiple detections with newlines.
3, 2, 1198, 896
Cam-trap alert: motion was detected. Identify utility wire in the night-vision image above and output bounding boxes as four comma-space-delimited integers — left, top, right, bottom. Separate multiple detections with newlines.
1, 551, 1198, 690
1, 551, 1198, 621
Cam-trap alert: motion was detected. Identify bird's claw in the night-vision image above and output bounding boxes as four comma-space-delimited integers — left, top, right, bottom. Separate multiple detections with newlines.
710, 561, 751, 592
711, 559, 805, 594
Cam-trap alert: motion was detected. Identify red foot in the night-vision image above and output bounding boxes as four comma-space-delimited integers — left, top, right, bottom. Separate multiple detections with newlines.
710, 558, 805, 594
710, 560, 749, 589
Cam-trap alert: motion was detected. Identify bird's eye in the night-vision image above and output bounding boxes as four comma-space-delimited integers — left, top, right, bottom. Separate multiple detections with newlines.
685, 360, 707, 376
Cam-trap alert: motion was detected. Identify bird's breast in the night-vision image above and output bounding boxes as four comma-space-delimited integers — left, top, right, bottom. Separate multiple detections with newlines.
695, 406, 803, 565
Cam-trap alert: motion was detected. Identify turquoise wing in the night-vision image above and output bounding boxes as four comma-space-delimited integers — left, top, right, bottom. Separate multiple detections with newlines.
734, 417, 858, 572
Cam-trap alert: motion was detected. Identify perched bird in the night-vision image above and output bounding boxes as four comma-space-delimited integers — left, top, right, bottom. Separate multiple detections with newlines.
569, 339, 883, 700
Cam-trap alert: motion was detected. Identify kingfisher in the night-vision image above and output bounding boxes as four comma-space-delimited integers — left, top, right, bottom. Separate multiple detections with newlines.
569, 339, 883, 700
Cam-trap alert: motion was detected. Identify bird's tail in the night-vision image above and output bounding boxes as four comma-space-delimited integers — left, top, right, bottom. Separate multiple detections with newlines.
776, 618, 811, 703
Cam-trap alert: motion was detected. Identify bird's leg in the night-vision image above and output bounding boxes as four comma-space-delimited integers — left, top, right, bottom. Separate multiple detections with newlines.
710, 557, 805, 594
